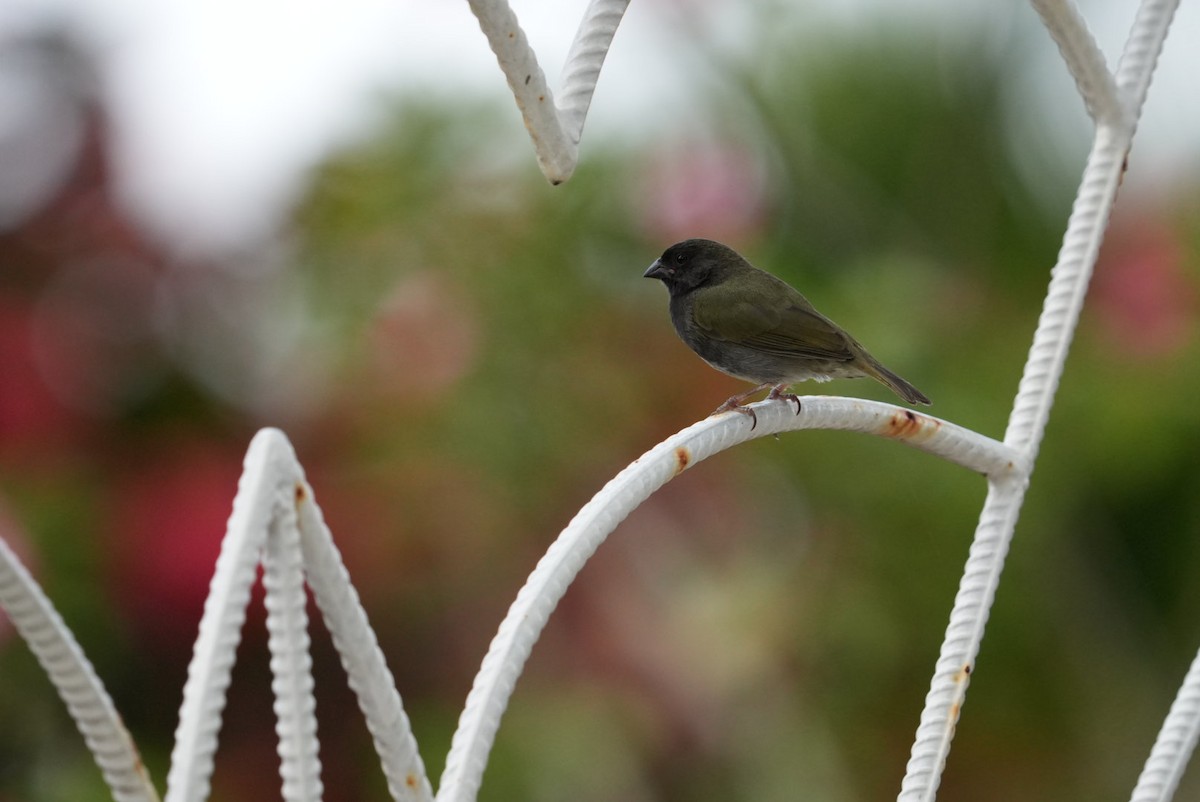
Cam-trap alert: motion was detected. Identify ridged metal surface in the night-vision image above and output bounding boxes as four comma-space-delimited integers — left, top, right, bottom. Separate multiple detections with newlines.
1115, 0, 1181, 119
0, 537, 158, 802
466, 0, 630, 183
899, 1, 1181, 799
557, 0, 630, 141
437, 398, 1020, 802
164, 428, 432, 802
1028, 0, 1125, 126
1129, 646, 1200, 802
895, 476, 1027, 802
297, 480, 435, 802
165, 429, 296, 802
264, 496, 323, 802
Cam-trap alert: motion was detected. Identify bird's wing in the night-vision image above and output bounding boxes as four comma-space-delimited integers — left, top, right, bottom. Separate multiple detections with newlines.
693, 280, 856, 362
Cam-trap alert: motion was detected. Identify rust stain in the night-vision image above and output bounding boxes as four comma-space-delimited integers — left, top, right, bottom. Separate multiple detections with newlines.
524, 74, 531, 85
406, 773, 419, 789
294, 482, 307, 504
538, 94, 545, 102
673, 446, 692, 476
883, 409, 940, 444
955, 663, 972, 684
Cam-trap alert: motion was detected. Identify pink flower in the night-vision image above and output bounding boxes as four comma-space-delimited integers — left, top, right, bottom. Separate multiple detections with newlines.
1091, 216, 1196, 360
365, 271, 478, 404
633, 142, 771, 245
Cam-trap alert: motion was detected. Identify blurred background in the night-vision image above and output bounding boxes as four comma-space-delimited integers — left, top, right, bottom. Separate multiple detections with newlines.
2, 0, 1200, 799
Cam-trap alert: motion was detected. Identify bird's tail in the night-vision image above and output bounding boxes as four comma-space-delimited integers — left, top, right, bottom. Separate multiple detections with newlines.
863, 358, 931, 406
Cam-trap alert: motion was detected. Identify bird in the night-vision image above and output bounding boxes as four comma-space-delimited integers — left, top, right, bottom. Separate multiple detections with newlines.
644, 238, 930, 428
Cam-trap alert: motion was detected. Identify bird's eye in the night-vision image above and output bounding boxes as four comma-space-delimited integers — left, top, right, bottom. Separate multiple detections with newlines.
673, 251, 687, 265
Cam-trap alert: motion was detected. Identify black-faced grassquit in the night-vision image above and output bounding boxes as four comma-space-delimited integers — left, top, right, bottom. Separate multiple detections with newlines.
644, 238, 930, 426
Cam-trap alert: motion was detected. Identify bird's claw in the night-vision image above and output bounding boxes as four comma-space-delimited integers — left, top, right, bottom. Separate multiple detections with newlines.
767, 386, 802, 415
712, 401, 759, 430
710, 384, 801, 431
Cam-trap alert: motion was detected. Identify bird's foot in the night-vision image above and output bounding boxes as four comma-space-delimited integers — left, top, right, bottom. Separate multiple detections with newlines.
710, 383, 770, 430
712, 399, 759, 430
767, 384, 801, 415
709, 384, 801, 430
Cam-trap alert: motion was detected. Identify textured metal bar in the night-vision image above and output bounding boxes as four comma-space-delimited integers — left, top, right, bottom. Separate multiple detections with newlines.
297, 479, 435, 802
1028, 0, 1126, 126
898, 0, 1181, 799
437, 396, 1020, 802
1114, 0, 1181, 127
1129, 645, 1200, 802
466, 0, 631, 183
1003, 122, 1126, 458
0, 538, 159, 802
264, 498, 323, 802
165, 429, 297, 802
556, 0, 631, 142
896, 475, 1028, 802
465, 0, 575, 183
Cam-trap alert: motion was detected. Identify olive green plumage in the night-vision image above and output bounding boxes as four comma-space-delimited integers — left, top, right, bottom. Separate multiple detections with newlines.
644, 238, 930, 421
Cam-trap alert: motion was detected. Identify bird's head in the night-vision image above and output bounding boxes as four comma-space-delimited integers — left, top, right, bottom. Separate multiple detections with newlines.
643, 238, 743, 295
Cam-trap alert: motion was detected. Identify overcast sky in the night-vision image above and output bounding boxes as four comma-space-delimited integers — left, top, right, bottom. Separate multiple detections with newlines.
1, 0, 1196, 255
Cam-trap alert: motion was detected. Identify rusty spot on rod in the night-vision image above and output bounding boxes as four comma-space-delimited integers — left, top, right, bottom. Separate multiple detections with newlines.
883, 409, 940, 443
673, 446, 692, 476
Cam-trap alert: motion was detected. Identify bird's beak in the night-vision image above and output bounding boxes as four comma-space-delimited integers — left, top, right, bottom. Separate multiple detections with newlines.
643, 259, 669, 280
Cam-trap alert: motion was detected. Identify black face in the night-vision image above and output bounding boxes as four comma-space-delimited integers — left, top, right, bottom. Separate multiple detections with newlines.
643, 238, 736, 294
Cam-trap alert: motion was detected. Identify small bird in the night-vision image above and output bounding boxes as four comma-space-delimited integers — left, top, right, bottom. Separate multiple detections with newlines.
644, 238, 930, 427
